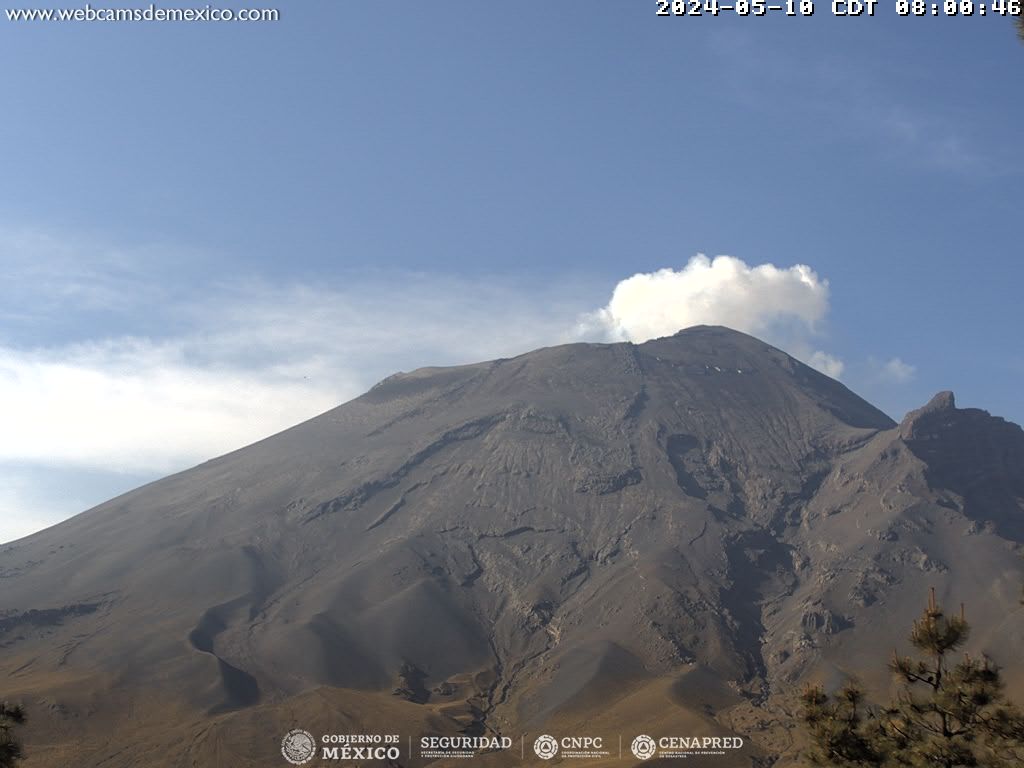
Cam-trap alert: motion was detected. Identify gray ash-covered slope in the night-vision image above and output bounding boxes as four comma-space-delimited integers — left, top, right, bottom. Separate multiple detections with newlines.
2, 326, 1023, 767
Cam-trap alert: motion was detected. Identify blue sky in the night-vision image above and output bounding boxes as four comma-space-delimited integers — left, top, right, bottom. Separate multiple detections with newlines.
1, 1, 1021, 542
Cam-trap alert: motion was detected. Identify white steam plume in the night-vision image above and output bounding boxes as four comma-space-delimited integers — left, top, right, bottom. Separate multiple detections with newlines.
579, 254, 842, 377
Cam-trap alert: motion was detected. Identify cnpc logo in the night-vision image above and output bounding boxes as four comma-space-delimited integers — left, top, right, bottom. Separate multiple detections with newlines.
533, 735, 559, 759
533, 734, 605, 759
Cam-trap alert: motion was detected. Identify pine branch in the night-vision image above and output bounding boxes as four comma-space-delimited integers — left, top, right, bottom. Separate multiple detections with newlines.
803, 592, 1024, 768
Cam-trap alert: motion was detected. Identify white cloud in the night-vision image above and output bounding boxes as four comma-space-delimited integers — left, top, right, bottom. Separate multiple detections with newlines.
0, 514, 52, 546
0, 342, 345, 473
0, 473, 79, 544
578, 254, 843, 378
581, 255, 830, 342
0, 276, 586, 475
806, 350, 845, 380
878, 356, 916, 384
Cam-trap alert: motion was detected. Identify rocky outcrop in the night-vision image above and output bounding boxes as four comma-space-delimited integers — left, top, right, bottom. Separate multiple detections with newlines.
900, 390, 1024, 540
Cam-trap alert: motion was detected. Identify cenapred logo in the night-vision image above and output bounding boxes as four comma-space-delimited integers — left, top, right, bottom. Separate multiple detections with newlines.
533, 734, 559, 760
281, 729, 316, 765
630, 734, 744, 760
631, 734, 657, 761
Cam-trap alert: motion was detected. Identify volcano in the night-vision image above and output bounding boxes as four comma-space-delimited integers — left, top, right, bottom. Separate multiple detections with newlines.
2, 326, 1023, 767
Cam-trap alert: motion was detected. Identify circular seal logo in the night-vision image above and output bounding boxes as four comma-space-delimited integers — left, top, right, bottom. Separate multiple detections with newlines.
631, 734, 657, 761
533, 734, 559, 760
281, 729, 316, 765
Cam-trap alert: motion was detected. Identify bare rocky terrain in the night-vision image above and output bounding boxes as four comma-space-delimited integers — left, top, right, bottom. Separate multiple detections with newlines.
2, 325, 1022, 767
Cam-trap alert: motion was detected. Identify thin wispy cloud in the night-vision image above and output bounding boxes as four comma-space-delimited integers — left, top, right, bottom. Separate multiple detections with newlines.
0, 272, 588, 475
701, 32, 1010, 178
870, 356, 916, 385
0, 341, 344, 473
0, 470, 95, 545
806, 351, 845, 380
879, 109, 992, 176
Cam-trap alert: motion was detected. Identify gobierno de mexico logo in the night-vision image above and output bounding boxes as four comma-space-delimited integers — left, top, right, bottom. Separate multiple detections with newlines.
281, 729, 317, 765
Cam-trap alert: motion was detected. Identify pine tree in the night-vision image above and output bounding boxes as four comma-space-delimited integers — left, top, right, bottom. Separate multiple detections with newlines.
0, 702, 26, 768
801, 589, 1024, 767
801, 682, 886, 766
